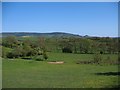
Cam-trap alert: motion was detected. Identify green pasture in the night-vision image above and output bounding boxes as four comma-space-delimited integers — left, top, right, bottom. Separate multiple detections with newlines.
2, 53, 119, 88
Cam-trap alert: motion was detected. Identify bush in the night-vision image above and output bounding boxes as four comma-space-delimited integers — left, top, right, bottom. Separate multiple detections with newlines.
6, 47, 24, 58
34, 56, 44, 61
7, 52, 16, 58
62, 47, 72, 53
93, 53, 102, 64
2, 48, 7, 58
43, 52, 48, 60
103, 56, 112, 65
76, 60, 93, 64
35, 58, 43, 61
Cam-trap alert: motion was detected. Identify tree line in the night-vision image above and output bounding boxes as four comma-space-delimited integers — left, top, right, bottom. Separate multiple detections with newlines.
56, 37, 118, 54
1, 36, 119, 59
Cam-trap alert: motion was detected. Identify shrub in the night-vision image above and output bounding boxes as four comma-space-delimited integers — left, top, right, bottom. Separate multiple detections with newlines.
43, 52, 48, 60
7, 47, 24, 58
62, 47, 72, 53
76, 60, 92, 64
35, 58, 43, 61
2, 48, 6, 58
7, 52, 16, 58
104, 56, 119, 65
34, 56, 44, 61
103, 56, 112, 65
93, 53, 102, 64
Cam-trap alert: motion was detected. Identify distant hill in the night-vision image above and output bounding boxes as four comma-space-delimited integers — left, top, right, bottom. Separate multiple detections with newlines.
1, 32, 82, 38
1, 32, 117, 38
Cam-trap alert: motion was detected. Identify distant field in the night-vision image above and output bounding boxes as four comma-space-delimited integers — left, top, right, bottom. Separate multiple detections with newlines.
2, 53, 119, 88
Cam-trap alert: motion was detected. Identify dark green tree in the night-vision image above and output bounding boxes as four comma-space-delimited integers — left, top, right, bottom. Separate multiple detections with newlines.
2, 36, 18, 48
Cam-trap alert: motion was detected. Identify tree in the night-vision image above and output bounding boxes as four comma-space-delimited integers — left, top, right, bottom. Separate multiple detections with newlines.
79, 39, 91, 54
2, 47, 7, 58
59, 38, 73, 53
2, 36, 18, 48
62, 47, 72, 53
69, 37, 80, 53
37, 37, 48, 60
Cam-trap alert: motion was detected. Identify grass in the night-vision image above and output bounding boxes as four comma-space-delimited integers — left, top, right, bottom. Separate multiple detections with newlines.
0, 57, 2, 89
2, 52, 119, 88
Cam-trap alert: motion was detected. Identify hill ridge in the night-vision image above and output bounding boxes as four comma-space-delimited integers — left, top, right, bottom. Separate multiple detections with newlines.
1, 32, 82, 38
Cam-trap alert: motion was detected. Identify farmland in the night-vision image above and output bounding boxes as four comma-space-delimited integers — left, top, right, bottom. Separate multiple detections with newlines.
2, 52, 119, 88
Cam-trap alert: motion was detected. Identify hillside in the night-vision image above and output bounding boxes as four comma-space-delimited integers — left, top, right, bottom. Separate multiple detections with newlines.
1, 32, 82, 38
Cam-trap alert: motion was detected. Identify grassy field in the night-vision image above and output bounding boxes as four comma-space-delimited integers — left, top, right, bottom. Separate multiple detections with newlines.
0, 57, 2, 89
2, 53, 119, 88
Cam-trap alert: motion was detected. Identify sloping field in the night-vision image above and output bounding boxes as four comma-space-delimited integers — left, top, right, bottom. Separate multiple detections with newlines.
2, 53, 119, 88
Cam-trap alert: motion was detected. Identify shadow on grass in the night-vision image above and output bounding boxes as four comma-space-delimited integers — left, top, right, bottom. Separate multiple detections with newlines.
95, 72, 120, 76
21, 57, 32, 60
110, 84, 120, 88
103, 84, 120, 88
95, 72, 120, 88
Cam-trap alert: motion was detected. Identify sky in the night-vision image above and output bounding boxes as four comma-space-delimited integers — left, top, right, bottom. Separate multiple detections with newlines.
2, 2, 118, 37
0, 2, 2, 33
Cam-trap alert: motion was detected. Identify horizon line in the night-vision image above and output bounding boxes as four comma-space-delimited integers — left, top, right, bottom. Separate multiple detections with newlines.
1, 31, 118, 37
